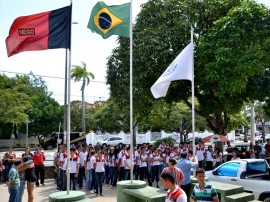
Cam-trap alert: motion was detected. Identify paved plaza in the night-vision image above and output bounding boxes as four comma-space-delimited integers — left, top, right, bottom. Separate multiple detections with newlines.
0, 179, 117, 202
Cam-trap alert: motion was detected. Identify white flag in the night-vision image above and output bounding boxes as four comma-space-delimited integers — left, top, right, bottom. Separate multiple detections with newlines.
150, 43, 193, 98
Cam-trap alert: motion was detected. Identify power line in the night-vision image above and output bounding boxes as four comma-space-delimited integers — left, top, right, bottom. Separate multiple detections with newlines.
53, 93, 109, 99
0, 69, 110, 102
0, 70, 107, 84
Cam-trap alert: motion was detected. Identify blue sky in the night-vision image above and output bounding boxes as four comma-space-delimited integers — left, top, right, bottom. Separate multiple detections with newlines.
0, 0, 269, 105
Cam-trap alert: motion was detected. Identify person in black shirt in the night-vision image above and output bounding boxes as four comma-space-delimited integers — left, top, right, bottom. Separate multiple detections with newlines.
254, 141, 262, 159
22, 147, 36, 202
226, 141, 233, 161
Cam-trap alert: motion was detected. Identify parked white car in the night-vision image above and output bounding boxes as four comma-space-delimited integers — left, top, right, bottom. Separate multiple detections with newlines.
255, 135, 262, 141
206, 159, 270, 201
96, 136, 128, 147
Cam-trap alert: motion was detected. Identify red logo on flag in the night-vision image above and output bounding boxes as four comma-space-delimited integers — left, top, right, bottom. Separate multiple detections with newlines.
18, 28, 35, 36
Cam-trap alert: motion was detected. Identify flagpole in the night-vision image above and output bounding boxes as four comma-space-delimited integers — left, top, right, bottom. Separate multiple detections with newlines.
129, 0, 134, 183
57, 122, 61, 152
191, 27, 196, 177
66, 0, 73, 195
64, 48, 68, 140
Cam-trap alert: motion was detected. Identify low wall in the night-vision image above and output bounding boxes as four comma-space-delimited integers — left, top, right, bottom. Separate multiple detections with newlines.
0, 138, 39, 148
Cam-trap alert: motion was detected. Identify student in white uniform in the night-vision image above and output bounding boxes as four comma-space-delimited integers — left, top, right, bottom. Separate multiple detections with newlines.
69, 148, 80, 190
59, 144, 67, 191
123, 147, 132, 180
84, 150, 95, 191
89, 150, 96, 194
94, 150, 106, 196
150, 147, 160, 188
78, 144, 87, 189
139, 147, 152, 186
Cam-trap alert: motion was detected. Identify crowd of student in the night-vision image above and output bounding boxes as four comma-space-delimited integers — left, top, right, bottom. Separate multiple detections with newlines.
51, 139, 270, 201
51, 140, 221, 200
1, 138, 269, 202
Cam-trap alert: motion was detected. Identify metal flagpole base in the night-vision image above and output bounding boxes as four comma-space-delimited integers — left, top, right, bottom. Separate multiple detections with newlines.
49, 191, 92, 202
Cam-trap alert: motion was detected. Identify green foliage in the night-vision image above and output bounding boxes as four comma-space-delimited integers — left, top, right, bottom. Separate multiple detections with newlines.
0, 123, 13, 139
71, 61, 95, 132
89, 99, 130, 133
139, 100, 207, 132
152, 136, 176, 148
0, 73, 63, 139
70, 101, 83, 131
0, 74, 32, 125
72, 61, 95, 91
25, 94, 63, 136
106, 0, 270, 135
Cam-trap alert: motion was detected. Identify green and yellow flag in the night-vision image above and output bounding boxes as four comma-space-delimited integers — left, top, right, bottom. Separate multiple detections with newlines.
87, 1, 130, 39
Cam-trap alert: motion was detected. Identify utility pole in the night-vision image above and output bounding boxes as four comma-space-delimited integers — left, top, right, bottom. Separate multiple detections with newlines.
244, 106, 248, 142
251, 103, 255, 145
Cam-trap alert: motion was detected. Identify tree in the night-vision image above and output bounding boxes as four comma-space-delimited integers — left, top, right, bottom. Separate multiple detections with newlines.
91, 99, 130, 133
0, 74, 32, 138
0, 88, 31, 138
194, 1, 270, 134
106, 0, 270, 135
70, 100, 84, 132
255, 103, 270, 142
71, 62, 95, 133
0, 73, 63, 139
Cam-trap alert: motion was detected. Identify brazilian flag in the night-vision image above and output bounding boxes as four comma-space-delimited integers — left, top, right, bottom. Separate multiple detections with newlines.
87, 1, 130, 39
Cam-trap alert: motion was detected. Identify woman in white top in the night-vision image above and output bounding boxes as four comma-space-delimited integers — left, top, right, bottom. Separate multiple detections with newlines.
188, 150, 198, 174
205, 145, 213, 171
84, 150, 95, 191
231, 151, 240, 160
88, 151, 97, 193
123, 147, 132, 180
215, 148, 223, 168
139, 147, 152, 186
150, 148, 160, 188
112, 149, 119, 189
107, 148, 115, 187
94, 150, 106, 196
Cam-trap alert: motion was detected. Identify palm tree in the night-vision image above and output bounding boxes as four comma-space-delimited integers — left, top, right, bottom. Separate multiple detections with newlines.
71, 61, 95, 133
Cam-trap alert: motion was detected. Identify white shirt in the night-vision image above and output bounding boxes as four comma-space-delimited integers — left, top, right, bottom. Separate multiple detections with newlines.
85, 156, 93, 170
123, 155, 131, 169
165, 187, 187, 202
90, 156, 96, 169
95, 158, 105, 172
59, 152, 67, 170
70, 155, 80, 174
170, 152, 176, 158
150, 153, 160, 166
108, 155, 115, 167
79, 151, 87, 166
206, 151, 213, 161
118, 150, 127, 167
195, 146, 205, 161
165, 154, 171, 164
189, 156, 198, 172
139, 153, 148, 167
216, 152, 222, 162
135, 150, 141, 165
181, 147, 189, 154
